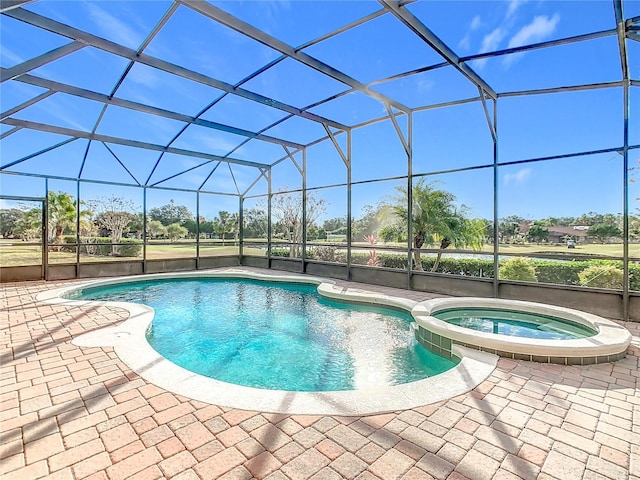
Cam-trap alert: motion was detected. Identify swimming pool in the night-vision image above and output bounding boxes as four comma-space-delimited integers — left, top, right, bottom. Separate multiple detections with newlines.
68, 278, 458, 391
38, 269, 498, 415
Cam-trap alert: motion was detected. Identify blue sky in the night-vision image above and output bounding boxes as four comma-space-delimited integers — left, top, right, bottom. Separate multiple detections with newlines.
1, 0, 639, 223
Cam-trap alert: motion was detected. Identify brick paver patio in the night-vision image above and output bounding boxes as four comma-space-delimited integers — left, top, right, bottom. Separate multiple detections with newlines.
2, 274, 639, 480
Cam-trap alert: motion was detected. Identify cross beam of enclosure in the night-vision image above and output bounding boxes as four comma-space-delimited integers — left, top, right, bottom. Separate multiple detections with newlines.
3, 7, 350, 132
1, 118, 269, 170
6, 72, 305, 150
179, 0, 412, 115
379, 0, 497, 100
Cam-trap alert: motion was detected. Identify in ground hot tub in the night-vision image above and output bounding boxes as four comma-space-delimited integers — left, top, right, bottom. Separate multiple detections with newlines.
412, 297, 632, 365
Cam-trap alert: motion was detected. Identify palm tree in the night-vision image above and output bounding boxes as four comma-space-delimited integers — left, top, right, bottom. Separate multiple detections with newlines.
380, 179, 485, 272
47, 191, 77, 248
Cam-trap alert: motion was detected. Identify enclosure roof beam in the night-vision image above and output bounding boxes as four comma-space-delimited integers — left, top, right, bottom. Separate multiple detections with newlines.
0, 89, 54, 120
149, 159, 214, 188
627, 15, 640, 26
613, 0, 629, 82
378, 0, 497, 100
383, 104, 410, 157
477, 87, 496, 143
460, 29, 616, 63
0, 126, 21, 140
1, 137, 77, 170
0, 168, 240, 196
282, 146, 303, 175
1, 118, 269, 169
0, 41, 85, 82
322, 125, 349, 167
9, 72, 305, 149
179, 0, 412, 114
0, 0, 35, 12
101, 142, 141, 186
498, 80, 623, 98
3, 7, 349, 131
241, 167, 269, 197
366, 28, 616, 94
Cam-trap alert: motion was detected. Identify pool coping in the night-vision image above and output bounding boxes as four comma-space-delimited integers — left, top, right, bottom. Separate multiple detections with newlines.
413, 297, 632, 364
35, 268, 498, 416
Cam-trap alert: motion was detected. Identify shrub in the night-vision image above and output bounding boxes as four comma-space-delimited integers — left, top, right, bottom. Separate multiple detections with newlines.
62, 236, 142, 257
578, 264, 623, 289
630, 263, 640, 291
270, 247, 290, 258
531, 260, 589, 285
428, 257, 495, 278
499, 257, 538, 282
117, 238, 142, 257
62, 235, 77, 253
263, 248, 640, 290
82, 237, 112, 256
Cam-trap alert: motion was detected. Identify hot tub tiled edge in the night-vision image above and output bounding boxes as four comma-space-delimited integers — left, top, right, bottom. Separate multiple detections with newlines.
412, 297, 632, 365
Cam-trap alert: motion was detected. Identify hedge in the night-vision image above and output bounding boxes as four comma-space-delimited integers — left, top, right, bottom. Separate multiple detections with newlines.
62, 236, 142, 257
271, 247, 640, 290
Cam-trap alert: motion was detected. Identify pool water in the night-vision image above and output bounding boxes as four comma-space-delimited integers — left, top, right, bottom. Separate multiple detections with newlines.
70, 278, 458, 391
433, 308, 597, 340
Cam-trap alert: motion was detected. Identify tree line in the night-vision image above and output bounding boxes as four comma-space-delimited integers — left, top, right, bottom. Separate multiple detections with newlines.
2, 185, 638, 265
0, 194, 242, 246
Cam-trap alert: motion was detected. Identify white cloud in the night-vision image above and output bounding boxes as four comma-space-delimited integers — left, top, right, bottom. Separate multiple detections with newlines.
2, 47, 25, 66
459, 34, 471, 51
472, 27, 507, 69
127, 66, 161, 89
481, 27, 507, 53
470, 15, 483, 31
503, 14, 560, 67
507, 14, 560, 49
84, 2, 141, 48
458, 15, 482, 51
416, 78, 434, 93
196, 135, 242, 156
506, 0, 528, 19
503, 168, 532, 186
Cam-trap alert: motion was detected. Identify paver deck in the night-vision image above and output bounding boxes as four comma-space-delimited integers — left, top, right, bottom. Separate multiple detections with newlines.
2, 271, 639, 480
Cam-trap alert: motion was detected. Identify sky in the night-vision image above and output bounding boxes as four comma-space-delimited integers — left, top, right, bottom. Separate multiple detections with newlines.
1, 0, 639, 223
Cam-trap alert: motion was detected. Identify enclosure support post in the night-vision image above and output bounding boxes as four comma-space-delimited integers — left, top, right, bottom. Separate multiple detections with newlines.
407, 111, 413, 291
238, 196, 244, 264
142, 187, 147, 274
493, 99, 500, 298
196, 191, 200, 270
622, 83, 630, 321
615, 0, 630, 321
43, 178, 48, 281
302, 148, 307, 273
347, 129, 352, 281
76, 180, 80, 278
267, 168, 272, 270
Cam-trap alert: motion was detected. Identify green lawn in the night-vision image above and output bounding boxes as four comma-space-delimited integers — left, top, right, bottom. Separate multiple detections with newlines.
0, 239, 266, 267
0, 238, 636, 267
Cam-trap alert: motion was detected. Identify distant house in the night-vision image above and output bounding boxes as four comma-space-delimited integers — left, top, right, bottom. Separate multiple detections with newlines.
546, 226, 590, 244
519, 222, 591, 244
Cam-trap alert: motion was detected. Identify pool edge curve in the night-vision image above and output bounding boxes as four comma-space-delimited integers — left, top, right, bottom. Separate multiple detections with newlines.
35, 268, 498, 416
